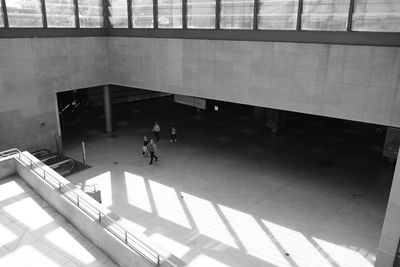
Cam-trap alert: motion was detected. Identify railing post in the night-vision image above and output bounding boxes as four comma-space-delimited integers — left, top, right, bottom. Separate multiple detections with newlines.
59, 182, 62, 192
81, 141, 87, 168
98, 211, 102, 222
77, 195, 80, 206
125, 230, 128, 243
43, 171, 46, 180
157, 255, 160, 266
30, 159, 33, 168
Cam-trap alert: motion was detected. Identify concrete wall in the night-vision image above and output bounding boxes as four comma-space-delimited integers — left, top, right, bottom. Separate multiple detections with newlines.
1, 36, 400, 152
108, 37, 400, 127
376, 155, 400, 267
0, 156, 16, 179
0, 37, 109, 152
14, 152, 176, 267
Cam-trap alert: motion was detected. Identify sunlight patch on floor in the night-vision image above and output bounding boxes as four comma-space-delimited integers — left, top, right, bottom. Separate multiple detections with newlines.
0, 180, 25, 202
4, 245, 59, 267
3, 197, 53, 230
182, 192, 238, 249
45, 227, 96, 264
313, 237, 374, 267
150, 233, 190, 258
0, 223, 18, 247
219, 205, 291, 266
124, 172, 152, 212
150, 180, 191, 229
262, 220, 332, 267
187, 254, 231, 267
116, 216, 147, 233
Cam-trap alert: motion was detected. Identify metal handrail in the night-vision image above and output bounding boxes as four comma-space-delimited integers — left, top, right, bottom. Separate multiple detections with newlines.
31, 149, 51, 159
0, 148, 175, 267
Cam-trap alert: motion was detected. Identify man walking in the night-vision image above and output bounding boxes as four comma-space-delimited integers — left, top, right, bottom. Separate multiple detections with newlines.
148, 140, 158, 165
152, 121, 161, 142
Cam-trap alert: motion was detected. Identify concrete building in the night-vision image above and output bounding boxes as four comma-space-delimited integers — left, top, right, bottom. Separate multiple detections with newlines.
0, 1, 400, 266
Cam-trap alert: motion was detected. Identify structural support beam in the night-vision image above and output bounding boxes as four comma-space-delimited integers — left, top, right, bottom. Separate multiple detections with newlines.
265, 108, 285, 133
74, 0, 80, 28
182, 0, 187, 29
296, 0, 302, 31
153, 0, 158, 28
102, 0, 111, 28
376, 153, 400, 266
0, 28, 105, 38
103, 85, 114, 133
215, 0, 221, 29
106, 28, 400, 47
253, 0, 258, 30
40, 0, 47, 28
127, 0, 132, 28
347, 0, 355, 31
1, 0, 9, 28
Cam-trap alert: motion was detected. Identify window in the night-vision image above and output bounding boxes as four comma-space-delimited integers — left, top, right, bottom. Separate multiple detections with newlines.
187, 0, 215, 28
302, 0, 350, 31
220, 0, 254, 29
132, 0, 153, 28
352, 0, 400, 32
158, 0, 182, 28
258, 0, 298, 30
79, 0, 103, 27
109, 0, 128, 27
6, 0, 43, 27
0, 2, 4, 27
46, 0, 75, 27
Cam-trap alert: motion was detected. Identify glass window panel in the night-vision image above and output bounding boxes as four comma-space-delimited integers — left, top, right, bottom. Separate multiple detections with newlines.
258, 0, 298, 30
46, 0, 75, 27
158, 0, 182, 28
6, 0, 43, 27
220, 0, 253, 29
132, 0, 153, 28
0, 2, 4, 27
187, 0, 215, 28
302, 0, 350, 31
109, 0, 128, 27
352, 0, 400, 32
79, 0, 103, 27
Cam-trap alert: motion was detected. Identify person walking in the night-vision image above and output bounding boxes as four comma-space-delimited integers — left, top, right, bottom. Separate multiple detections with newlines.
152, 122, 160, 142
142, 136, 149, 157
148, 140, 158, 165
170, 125, 178, 142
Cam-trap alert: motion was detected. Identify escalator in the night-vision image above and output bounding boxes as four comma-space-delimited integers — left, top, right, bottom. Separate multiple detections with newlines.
30, 149, 100, 203
31, 149, 85, 177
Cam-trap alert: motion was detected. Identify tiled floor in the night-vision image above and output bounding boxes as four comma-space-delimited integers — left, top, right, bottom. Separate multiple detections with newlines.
62, 99, 395, 267
0, 175, 117, 267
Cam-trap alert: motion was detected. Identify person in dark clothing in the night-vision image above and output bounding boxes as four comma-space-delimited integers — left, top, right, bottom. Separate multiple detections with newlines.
148, 140, 158, 165
142, 136, 148, 157
170, 125, 178, 142
152, 122, 160, 142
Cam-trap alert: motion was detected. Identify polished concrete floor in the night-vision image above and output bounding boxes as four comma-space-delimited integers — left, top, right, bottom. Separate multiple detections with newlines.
0, 175, 116, 267
62, 98, 395, 267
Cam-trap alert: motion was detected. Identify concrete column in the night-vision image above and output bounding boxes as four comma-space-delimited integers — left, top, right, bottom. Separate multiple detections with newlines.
376, 154, 400, 267
265, 108, 285, 133
103, 85, 113, 133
